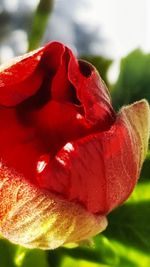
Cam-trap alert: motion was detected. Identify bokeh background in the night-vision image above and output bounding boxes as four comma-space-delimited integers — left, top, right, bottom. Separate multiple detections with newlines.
0, 1, 150, 266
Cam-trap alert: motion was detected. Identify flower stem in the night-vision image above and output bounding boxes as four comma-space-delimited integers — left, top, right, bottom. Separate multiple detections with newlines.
28, 0, 54, 51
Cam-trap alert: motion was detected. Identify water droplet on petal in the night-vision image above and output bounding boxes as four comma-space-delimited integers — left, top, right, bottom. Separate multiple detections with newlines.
37, 154, 49, 174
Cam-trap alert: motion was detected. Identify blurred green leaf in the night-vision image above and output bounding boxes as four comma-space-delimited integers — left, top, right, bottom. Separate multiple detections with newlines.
28, 0, 53, 51
112, 49, 150, 110
103, 179, 150, 267
107, 240, 150, 267
0, 239, 17, 267
105, 199, 150, 254
140, 152, 150, 183
57, 235, 118, 266
59, 256, 110, 267
0, 239, 49, 267
47, 249, 63, 267
81, 55, 112, 85
14, 247, 28, 267
21, 249, 49, 267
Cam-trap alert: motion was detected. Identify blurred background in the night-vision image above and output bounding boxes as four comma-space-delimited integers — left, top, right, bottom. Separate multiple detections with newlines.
0, 0, 150, 267
0, 0, 150, 82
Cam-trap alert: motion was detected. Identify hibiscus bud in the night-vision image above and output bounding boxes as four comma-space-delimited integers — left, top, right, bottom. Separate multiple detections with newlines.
0, 42, 149, 249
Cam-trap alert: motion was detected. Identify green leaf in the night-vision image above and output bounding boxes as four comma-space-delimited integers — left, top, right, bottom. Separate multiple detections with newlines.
59, 255, 111, 267
28, 0, 54, 51
0, 239, 49, 267
47, 249, 63, 267
57, 235, 118, 266
105, 198, 150, 253
20, 249, 49, 267
112, 49, 150, 110
140, 151, 150, 183
0, 239, 17, 267
103, 179, 150, 266
106, 240, 150, 267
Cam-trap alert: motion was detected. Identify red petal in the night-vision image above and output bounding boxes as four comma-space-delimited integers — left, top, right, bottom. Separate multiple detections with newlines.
0, 163, 107, 249
0, 100, 90, 183
50, 46, 115, 129
0, 42, 65, 106
37, 101, 150, 214
0, 42, 148, 217
0, 48, 44, 106
68, 49, 115, 128
51, 50, 72, 102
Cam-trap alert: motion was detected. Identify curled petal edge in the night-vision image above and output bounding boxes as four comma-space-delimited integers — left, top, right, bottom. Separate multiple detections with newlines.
120, 99, 150, 166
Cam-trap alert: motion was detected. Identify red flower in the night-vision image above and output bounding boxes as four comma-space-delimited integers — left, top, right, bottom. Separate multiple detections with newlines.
0, 42, 149, 249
